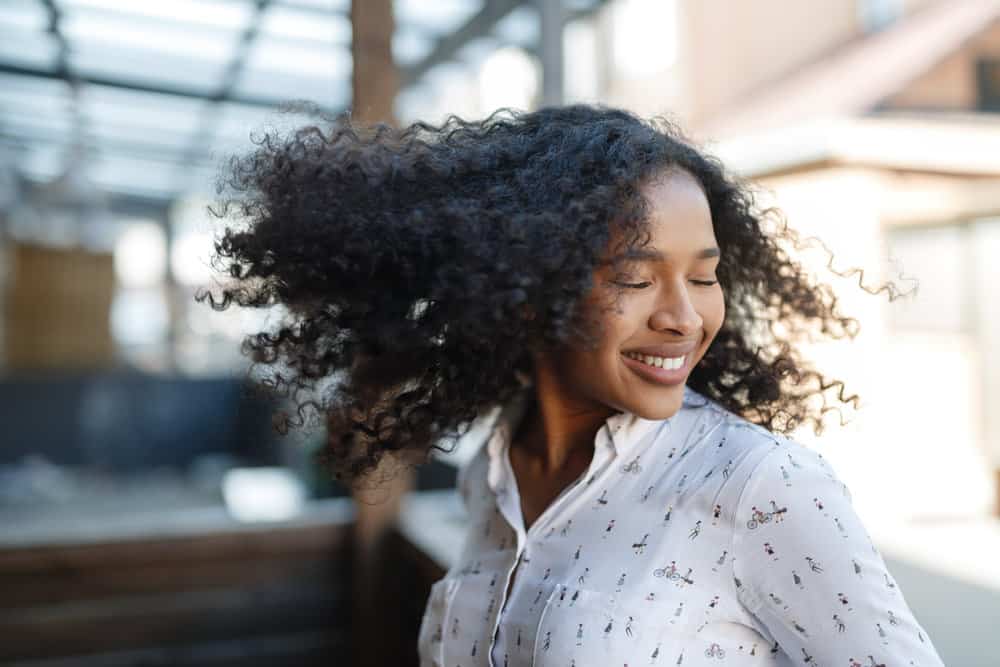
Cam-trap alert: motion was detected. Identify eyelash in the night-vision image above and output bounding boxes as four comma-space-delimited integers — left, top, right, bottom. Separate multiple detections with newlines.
615, 280, 718, 289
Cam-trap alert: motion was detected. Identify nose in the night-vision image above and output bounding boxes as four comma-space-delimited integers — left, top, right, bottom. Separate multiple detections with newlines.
648, 281, 702, 335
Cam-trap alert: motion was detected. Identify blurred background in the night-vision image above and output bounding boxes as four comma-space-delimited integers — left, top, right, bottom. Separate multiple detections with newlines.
0, 0, 998, 665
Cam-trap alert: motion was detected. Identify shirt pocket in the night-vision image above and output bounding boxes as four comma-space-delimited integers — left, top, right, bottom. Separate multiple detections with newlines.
417, 575, 461, 667
531, 587, 622, 667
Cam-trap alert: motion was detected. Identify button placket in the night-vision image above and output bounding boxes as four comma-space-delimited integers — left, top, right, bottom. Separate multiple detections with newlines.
487, 537, 530, 666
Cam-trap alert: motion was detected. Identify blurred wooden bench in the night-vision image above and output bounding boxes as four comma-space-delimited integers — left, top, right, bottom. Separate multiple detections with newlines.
0, 500, 354, 665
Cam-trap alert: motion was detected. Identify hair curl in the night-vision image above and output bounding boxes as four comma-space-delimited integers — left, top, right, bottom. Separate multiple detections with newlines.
196, 103, 911, 490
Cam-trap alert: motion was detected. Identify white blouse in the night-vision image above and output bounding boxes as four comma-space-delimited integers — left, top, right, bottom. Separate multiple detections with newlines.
417, 384, 946, 667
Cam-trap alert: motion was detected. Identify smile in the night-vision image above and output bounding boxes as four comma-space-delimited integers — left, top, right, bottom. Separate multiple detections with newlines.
621, 351, 689, 386
623, 351, 685, 369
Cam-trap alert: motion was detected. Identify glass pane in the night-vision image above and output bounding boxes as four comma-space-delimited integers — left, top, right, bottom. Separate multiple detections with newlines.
70, 43, 228, 94
79, 84, 207, 131
19, 145, 71, 181
175, 162, 221, 197
211, 103, 286, 156
394, 83, 436, 125
456, 35, 500, 66
89, 154, 180, 198
244, 36, 352, 78
258, 5, 351, 44
59, 0, 254, 32
393, 29, 435, 67
0, 0, 49, 32
61, 7, 241, 62
0, 29, 58, 69
492, 4, 538, 47
0, 74, 73, 106
0, 112, 77, 142
232, 68, 349, 109
395, 0, 482, 37
85, 119, 194, 155
281, 0, 349, 12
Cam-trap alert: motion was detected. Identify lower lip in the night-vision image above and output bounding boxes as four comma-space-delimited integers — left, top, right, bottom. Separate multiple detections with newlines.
621, 352, 689, 386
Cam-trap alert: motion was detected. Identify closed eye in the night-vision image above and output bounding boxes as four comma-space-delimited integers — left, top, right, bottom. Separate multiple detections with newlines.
614, 280, 718, 289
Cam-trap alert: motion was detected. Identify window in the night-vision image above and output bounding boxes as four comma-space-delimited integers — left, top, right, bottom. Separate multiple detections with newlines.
857, 0, 902, 33
976, 58, 1000, 112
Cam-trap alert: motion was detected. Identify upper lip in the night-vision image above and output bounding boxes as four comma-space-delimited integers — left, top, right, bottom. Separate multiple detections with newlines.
623, 343, 698, 358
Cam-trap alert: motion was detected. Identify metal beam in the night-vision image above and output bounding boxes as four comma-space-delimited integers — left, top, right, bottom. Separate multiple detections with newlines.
38, 0, 69, 81
4, 0, 612, 116
37, 0, 87, 145
537, 0, 564, 106
0, 132, 216, 165
525, 0, 612, 58
5, 0, 617, 202
400, 0, 613, 89
0, 62, 338, 114
173, 0, 272, 191
399, 0, 526, 88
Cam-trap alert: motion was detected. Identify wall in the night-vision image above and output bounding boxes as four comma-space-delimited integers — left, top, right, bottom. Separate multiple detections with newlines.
675, 0, 861, 125
751, 164, 995, 520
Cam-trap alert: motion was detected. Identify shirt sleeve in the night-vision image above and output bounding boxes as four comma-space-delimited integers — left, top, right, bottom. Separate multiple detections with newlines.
731, 440, 946, 666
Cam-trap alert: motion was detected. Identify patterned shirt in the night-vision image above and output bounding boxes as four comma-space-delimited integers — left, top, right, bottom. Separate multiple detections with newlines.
417, 383, 946, 667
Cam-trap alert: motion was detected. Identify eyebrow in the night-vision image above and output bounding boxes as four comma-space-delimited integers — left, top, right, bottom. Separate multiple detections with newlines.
627, 247, 721, 262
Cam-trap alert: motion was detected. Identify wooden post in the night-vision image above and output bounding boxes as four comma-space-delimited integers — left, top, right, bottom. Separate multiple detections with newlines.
348, 2, 411, 665
351, 0, 398, 127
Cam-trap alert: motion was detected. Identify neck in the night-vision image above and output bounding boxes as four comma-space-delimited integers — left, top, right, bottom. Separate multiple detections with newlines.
513, 357, 616, 477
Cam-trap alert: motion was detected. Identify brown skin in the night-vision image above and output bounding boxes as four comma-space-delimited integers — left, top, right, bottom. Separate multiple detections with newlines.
510, 168, 726, 530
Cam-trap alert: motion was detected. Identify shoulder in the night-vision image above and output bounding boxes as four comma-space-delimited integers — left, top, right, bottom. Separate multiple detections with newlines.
680, 387, 800, 479
724, 416, 862, 553
731, 427, 847, 505
686, 395, 847, 506
679, 385, 784, 454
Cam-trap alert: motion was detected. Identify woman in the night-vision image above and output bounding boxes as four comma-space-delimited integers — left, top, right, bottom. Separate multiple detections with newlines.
199, 105, 945, 666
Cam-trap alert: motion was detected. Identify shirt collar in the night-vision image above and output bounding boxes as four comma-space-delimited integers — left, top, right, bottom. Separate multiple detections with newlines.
485, 374, 700, 466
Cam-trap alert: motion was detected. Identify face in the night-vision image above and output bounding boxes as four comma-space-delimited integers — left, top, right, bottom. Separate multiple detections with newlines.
541, 168, 725, 421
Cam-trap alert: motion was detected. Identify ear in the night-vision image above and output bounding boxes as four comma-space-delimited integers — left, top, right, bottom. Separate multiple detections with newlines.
520, 304, 536, 321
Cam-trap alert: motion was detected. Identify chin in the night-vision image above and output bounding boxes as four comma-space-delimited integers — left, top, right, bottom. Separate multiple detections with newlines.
628, 391, 684, 420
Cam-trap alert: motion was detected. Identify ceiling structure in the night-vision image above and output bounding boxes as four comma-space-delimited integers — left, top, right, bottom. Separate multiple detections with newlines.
0, 0, 608, 204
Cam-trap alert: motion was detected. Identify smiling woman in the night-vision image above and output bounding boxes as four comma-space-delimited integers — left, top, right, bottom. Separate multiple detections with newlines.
196, 104, 943, 667
551, 168, 727, 424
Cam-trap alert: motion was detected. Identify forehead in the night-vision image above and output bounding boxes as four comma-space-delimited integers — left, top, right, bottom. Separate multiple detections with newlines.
640, 169, 714, 246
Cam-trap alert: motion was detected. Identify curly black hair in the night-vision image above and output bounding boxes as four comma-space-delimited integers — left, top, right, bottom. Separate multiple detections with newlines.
196, 103, 910, 490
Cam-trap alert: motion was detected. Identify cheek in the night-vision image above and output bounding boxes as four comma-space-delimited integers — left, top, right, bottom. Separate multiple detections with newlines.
700, 289, 726, 333
716, 289, 727, 326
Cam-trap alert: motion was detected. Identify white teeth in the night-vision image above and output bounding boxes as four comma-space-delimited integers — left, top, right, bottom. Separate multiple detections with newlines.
625, 351, 685, 370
